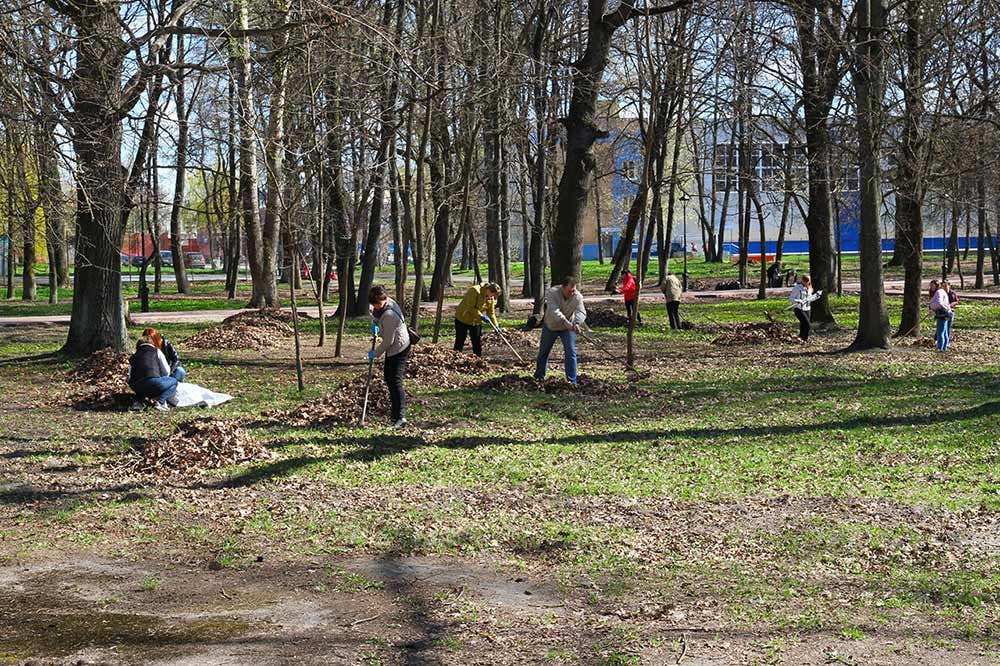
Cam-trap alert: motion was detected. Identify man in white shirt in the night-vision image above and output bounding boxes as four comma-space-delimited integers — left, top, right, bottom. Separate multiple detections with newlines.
534, 277, 587, 385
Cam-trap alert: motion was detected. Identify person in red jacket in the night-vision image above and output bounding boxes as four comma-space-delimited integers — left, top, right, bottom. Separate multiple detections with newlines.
620, 269, 641, 325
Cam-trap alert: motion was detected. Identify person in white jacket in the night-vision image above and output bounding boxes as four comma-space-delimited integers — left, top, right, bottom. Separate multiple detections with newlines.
368, 285, 412, 427
789, 274, 821, 341
534, 277, 586, 385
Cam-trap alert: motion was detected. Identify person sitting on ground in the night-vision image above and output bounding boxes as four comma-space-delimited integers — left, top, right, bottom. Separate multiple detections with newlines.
128, 334, 177, 412
454, 282, 500, 357
789, 274, 820, 342
143, 327, 186, 382
767, 261, 783, 288
620, 269, 641, 325
369, 285, 411, 428
661, 272, 683, 329
929, 280, 952, 352
534, 277, 586, 385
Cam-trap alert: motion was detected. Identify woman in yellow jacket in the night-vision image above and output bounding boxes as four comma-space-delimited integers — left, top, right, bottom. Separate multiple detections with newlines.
454, 282, 500, 357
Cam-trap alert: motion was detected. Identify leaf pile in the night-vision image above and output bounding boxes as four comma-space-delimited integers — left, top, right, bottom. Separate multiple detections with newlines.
406, 345, 497, 387
895, 336, 937, 348
69, 347, 133, 411
131, 418, 270, 476
478, 373, 637, 397
483, 329, 538, 351
586, 308, 630, 328
183, 309, 296, 351
711, 321, 800, 346
280, 374, 391, 427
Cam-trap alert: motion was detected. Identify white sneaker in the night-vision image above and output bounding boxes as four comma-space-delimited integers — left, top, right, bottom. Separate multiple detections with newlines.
130, 401, 144, 411
154, 401, 170, 412
392, 418, 407, 429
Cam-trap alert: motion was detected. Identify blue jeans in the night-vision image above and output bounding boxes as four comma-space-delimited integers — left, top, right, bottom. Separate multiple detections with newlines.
534, 324, 577, 384
171, 365, 186, 382
130, 376, 178, 403
935, 315, 951, 351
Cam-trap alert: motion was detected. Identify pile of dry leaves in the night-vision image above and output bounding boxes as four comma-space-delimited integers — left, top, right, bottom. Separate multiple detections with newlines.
184, 309, 298, 351
586, 308, 631, 328
406, 345, 497, 387
130, 418, 270, 476
69, 347, 133, 411
280, 374, 391, 427
482, 329, 538, 351
478, 373, 630, 397
711, 321, 800, 346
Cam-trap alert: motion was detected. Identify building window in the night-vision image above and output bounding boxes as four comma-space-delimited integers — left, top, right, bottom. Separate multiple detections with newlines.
786, 144, 808, 192
622, 160, 636, 180
759, 142, 783, 192
713, 144, 737, 192
841, 166, 860, 192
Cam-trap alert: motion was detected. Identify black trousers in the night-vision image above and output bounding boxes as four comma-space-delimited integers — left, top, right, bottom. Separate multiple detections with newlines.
794, 308, 811, 341
624, 299, 642, 324
383, 345, 410, 421
666, 301, 681, 329
454, 319, 483, 357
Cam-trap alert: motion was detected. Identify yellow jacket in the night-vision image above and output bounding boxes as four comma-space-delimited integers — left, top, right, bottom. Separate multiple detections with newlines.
455, 284, 498, 327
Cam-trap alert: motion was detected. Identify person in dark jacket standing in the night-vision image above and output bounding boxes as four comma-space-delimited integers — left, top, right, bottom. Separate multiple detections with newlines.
620, 269, 641, 324
128, 334, 177, 411
369, 285, 411, 428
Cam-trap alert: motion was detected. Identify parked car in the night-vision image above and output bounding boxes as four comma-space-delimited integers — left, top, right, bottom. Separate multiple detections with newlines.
120, 253, 130, 265
160, 250, 173, 267
184, 252, 207, 269
130, 255, 146, 267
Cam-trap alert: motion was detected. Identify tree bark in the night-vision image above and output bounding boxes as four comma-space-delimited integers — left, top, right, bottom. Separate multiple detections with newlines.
168, 22, 191, 294
851, 0, 890, 350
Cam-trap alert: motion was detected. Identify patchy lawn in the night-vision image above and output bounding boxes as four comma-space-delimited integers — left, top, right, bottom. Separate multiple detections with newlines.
1, 296, 997, 665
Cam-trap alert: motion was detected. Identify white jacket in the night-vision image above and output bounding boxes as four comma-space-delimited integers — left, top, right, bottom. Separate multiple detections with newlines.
790, 283, 815, 312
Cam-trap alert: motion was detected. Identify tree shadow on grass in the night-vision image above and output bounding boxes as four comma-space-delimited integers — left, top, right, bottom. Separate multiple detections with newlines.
332, 399, 1000, 464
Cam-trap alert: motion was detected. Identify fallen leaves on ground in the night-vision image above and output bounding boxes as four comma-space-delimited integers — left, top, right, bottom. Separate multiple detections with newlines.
478, 373, 640, 397
407, 345, 498, 387
711, 321, 800, 346
280, 374, 391, 427
585, 308, 630, 328
129, 418, 270, 476
183, 309, 297, 351
68, 347, 133, 411
482, 329, 538, 351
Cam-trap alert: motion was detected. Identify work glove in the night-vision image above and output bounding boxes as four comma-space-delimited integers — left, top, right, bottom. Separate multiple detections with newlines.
370, 322, 379, 336
367, 350, 375, 362
480, 313, 492, 325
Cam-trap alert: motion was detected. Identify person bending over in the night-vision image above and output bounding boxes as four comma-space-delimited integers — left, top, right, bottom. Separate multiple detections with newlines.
454, 282, 500, 357
369, 285, 412, 428
143, 327, 186, 382
534, 277, 586, 385
128, 334, 177, 411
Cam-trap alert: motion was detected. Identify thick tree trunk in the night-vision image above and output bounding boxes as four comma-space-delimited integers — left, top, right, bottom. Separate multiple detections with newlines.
63, 3, 129, 355
254, 14, 290, 309
169, 24, 191, 294
894, 2, 927, 337
793, 2, 839, 327
851, 0, 890, 350
235, 0, 265, 308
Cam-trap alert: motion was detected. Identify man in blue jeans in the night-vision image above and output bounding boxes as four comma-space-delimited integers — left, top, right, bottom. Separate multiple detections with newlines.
534, 277, 587, 385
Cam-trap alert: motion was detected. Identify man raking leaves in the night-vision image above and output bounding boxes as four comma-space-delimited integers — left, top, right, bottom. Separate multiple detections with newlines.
534, 277, 586, 385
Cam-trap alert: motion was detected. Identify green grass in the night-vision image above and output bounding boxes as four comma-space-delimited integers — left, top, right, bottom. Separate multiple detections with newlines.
1, 294, 997, 658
